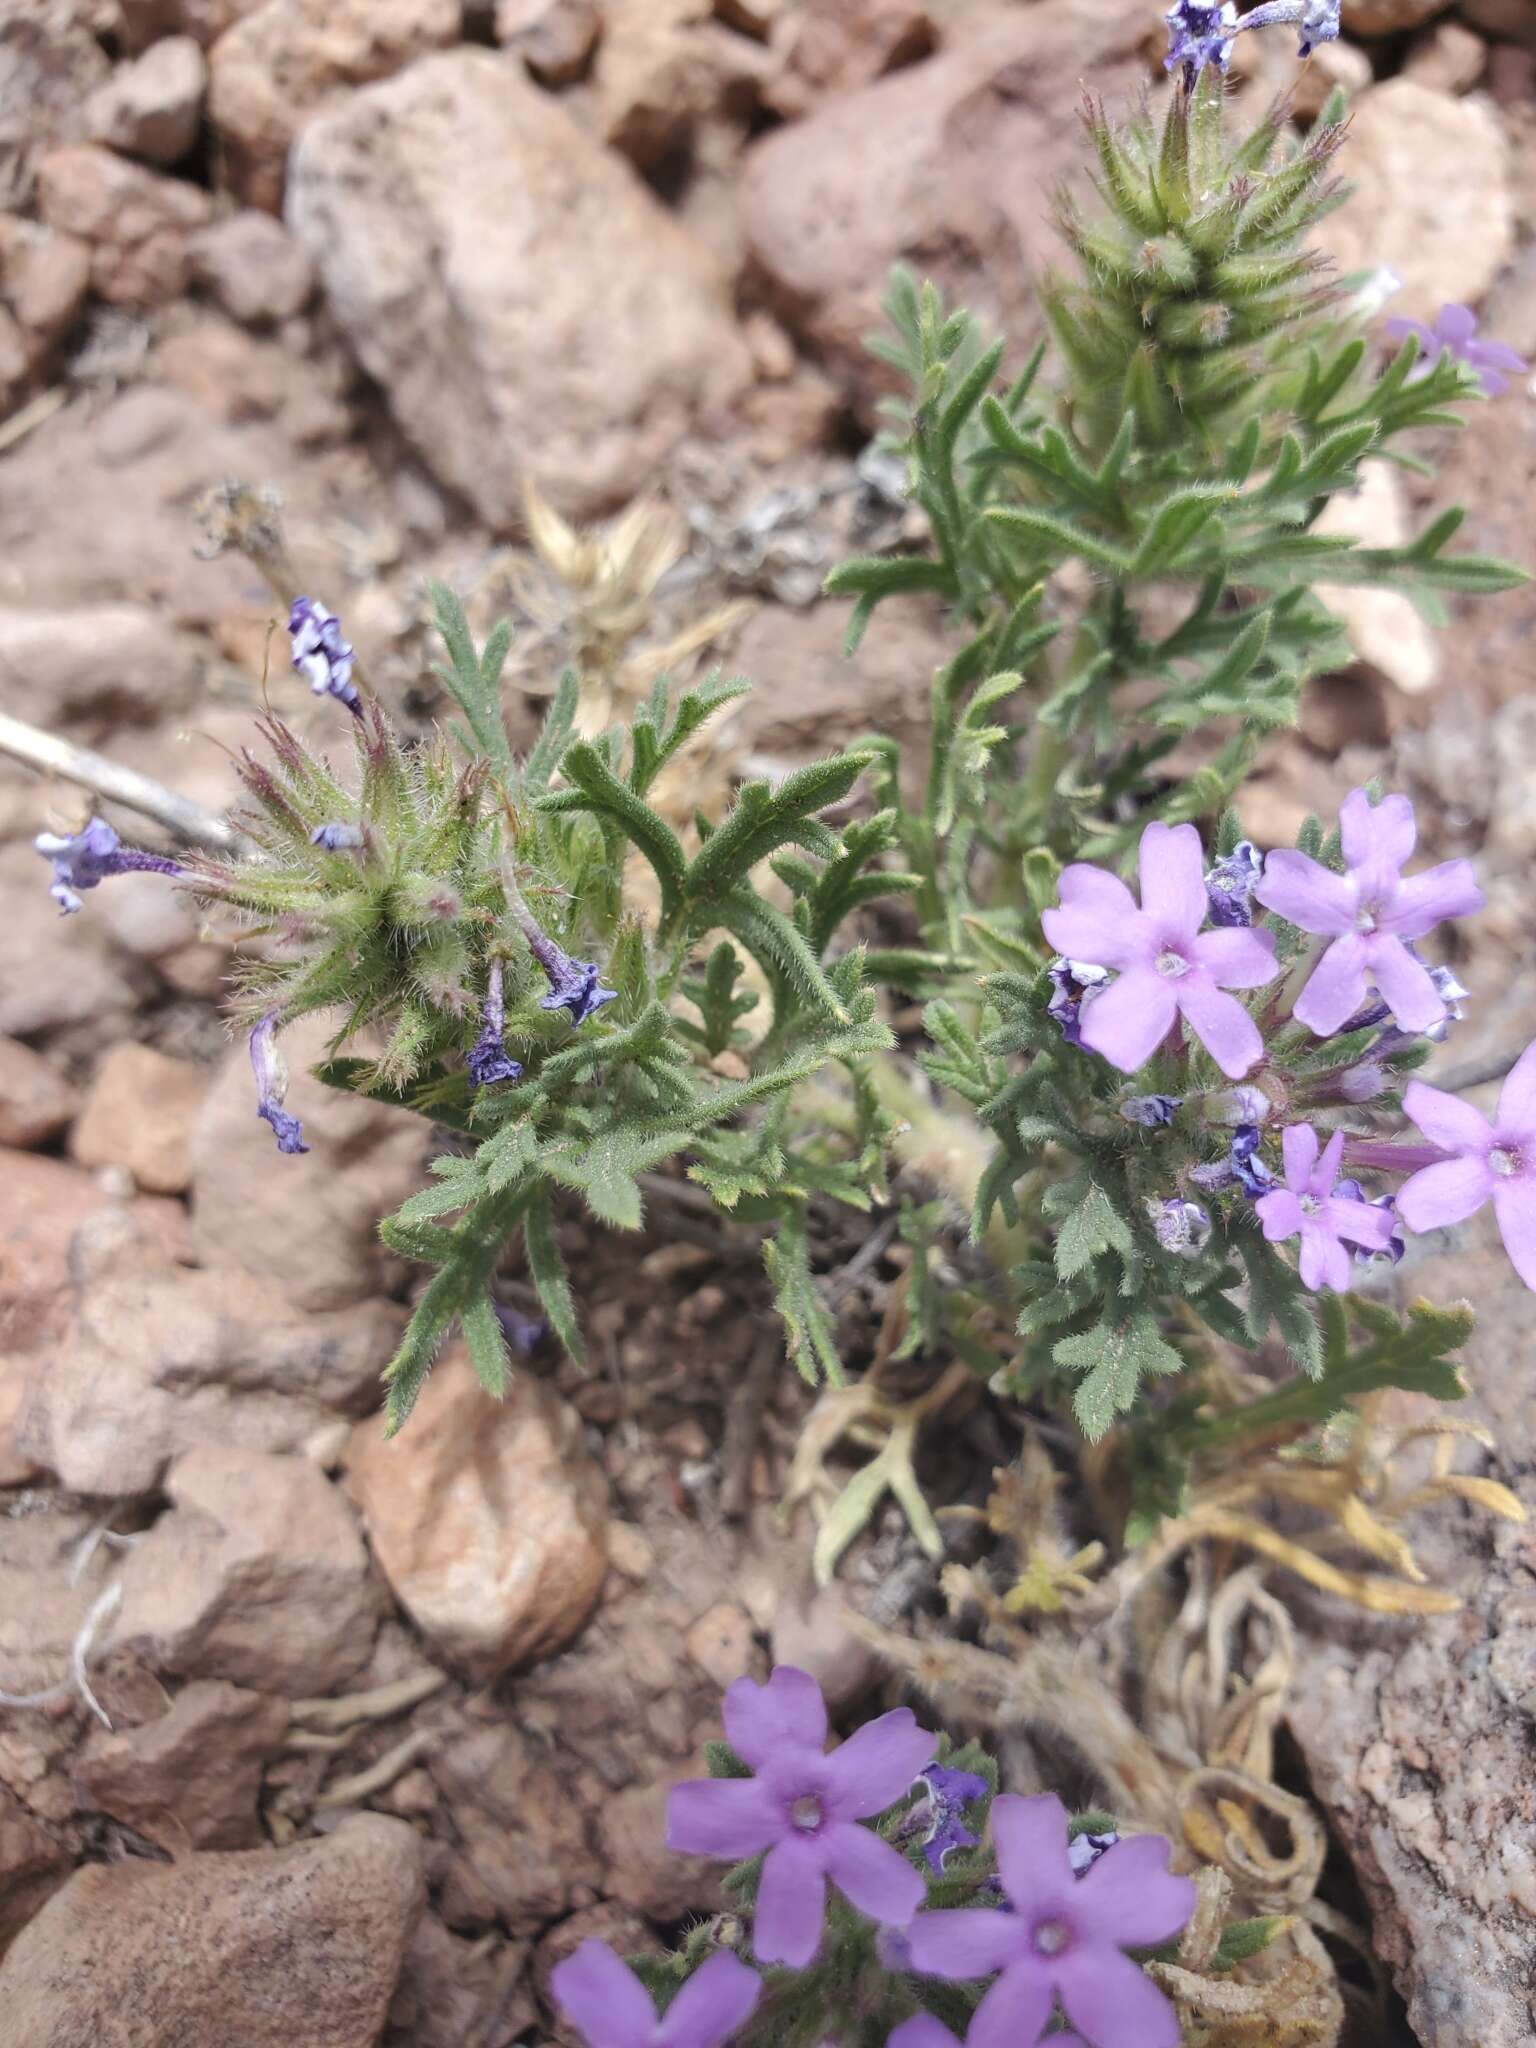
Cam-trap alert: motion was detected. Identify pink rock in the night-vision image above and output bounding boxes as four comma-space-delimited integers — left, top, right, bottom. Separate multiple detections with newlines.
35, 144, 213, 307
187, 207, 314, 324
85, 34, 207, 166
73, 1680, 290, 1851
70, 1042, 210, 1194
0, 1038, 78, 1151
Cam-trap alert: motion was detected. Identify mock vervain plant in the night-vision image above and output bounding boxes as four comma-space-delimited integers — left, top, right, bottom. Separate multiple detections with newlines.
36, 0, 1529, 1545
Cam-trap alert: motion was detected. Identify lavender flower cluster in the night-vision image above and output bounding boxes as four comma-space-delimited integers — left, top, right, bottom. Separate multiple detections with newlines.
552, 1666, 1194, 2048
1040, 790, 1536, 1297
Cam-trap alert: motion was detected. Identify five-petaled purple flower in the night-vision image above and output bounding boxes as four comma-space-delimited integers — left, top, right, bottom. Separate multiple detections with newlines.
909, 1764, 989, 1876
249, 1011, 309, 1156
1041, 823, 1278, 1079
1383, 304, 1529, 398
1254, 1125, 1395, 1291
467, 961, 523, 1088
1253, 790, 1484, 1039
525, 926, 618, 1028
289, 597, 360, 716
1398, 1042, 1536, 1291
906, 1793, 1195, 2048
551, 1941, 760, 2048
34, 816, 181, 915
666, 1665, 935, 1968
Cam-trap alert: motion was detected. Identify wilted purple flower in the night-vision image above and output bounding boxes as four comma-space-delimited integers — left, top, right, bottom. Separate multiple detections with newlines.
550, 1941, 760, 2048
1253, 790, 1484, 1038
907, 1793, 1195, 2048
34, 816, 181, 915
249, 1011, 309, 1156
467, 961, 523, 1088
1255, 1125, 1396, 1291
524, 926, 618, 1028
1163, 0, 1237, 81
1383, 304, 1529, 398
311, 821, 363, 852
1041, 823, 1279, 1079
1068, 1827, 1120, 1877
666, 1665, 935, 1967
1152, 1197, 1211, 1256
1190, 1122, 1276, 1197
289, 597, 360, 716
1206, 1084, 1271, 1127
1204, 841, 1263, 929
1120, 1094, 1182, 1128
1046, 958, 1111, 1048
1238, 0, 1340, 57
1334, 1060, 1389, 1104
908, 1764, 989, 1876
494, 1302, 547, 1354
1398, 1044, 1536, 1290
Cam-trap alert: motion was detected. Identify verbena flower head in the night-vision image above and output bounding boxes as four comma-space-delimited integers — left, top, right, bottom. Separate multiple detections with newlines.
1204, 841, 1263, 929
1041, 823, 1278, 1079
289, 596, 360, 715
666, 1665, 935, 1967
1253, 790, 1484, 1038
525, 926, 619, 1027
1384, 304, 1530, 398
906, 1793, 1195, 2048
911, 1764, 989, 1876
34, 816, 181, 915
1398, 1043, 1536, 1290
249, 1011, 309, 1156
551, 1941, 760, 2048
1255, 1124, 1395, 1290
466, 960, 523, 1088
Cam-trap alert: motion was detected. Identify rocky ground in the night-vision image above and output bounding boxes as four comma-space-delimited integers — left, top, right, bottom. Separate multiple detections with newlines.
0, 1, 1534, 2044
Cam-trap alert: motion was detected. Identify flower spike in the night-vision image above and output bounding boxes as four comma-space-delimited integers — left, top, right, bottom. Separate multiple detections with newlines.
34, 816, 181, 916
249, 1012, 309, 1156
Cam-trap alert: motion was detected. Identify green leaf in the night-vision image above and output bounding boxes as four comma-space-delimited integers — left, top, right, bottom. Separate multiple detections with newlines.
764, 1206, 843, 1384
460, 1288, 511, 1399
1055, 1313, 1186, 1441
539, 740, 688, 925
1055, 1182, 1134, 1282
428, 581, 518, 782
524, 1183, 585, 1364
542, 1124, 691, 1229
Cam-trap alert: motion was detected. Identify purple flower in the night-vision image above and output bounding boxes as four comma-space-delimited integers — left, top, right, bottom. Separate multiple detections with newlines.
249, 1011, 309, 1156
1206, 1085, 1271, 1127
289, 597, 360, 716
311, 821, 364, 852
1046, 959, 1111, 1048
1239, 0, 1340, 56
1335, 1181, 1404, 1267
1068, 1828, 1120, 1877
1152, 1197, 1211, 1256
666, 1665, 935, 1967
1253, 790, 1484, 1039
34, 816, 181, 915
467, 961, 523, 1088
906, 1793, 1195, 2048
525, 927, 618, 1028
551, 1941, 760, 2048
1120, 1094, 1182, 1128
1383, 304, 1530, 398
1254, 1125, 1396, 1291
1204, 841, 1263, 929
1041, 823, 1279, 1080
1190, 1122, 1276, 1197
1398, 1045, 1536, 1290
1163, 0, 1237, 81
909, 1765, 990, 1876
494, 1302, 547, 1354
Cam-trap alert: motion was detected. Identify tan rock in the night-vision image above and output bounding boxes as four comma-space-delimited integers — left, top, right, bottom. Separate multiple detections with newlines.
70, 1042, 209, 1193
0, 1815, 424, 2048
596, 1763, 725, 1920
532, 1901, 651, 2001
120, 0, 267, 50
0, 218, 91, 375
113, 1444, 382, 1693
594, 0, 772, 170
17, 1207, 402, 1497
496, 0, 602, 87
85, 34, 207, 166
187, 207, 314, 323
0, 604, 203, 734
429, 1721, 601, 1932
764, 0, 936, 120
1311, 82, 1514, 325
35, 144, 214, 307
0, 1788, 67, 1962
0, 1039, 78, 1150
1403, 20, 1487, 93
286, 49, 752, 524
0, 5, 111, 189
387, 1914, 535, 2048
1313, 462, 1440, 697
346, 1353, 609, 1679
770, 1580, 880, 1712
1460, 0, 1536, 45
208, 0, 460, 213
190, 1011, 427, 1312
73, 1680, 288, 1850
684, 1600, 756, 1688
1342, 0, 1451, 32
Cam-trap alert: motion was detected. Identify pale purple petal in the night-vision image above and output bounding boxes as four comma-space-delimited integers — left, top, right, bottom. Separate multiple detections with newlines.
666, 1777, 779, 1858
1175, 978, 1262, 1079
1252, 851, 1355, 936
1042, 865, 1149, 971
1315, 1127, 1346, 1191
1469, 337, 1528, 373
722, 1666, 827, 1770
1073, 1834, 1196, 1949
1299, 1224, 1350, 1293
754, 1837, 827, 1968
822, 1820, 926, 1928
1493, 1183, 1536, 1291
1137, 822, 1207, 938
656, 1952, 761, 2048
1397, 1156, 1493, 1234
1057, 862, 1141, 924
1435, 304, 1478, 348
967, 1961, 1054, 2048
551, 1941, 657, 2048
1403, 1079, 1491, 1154
887, 2021, 960, 2048
1189, 925, 1278, 989
906, 1908, 1028, 1981
1496, 1040, 1536, 1136
1055, 1946, 1183, 2048
1365, 938, 1447, 1034
990, 1792, 1075, 1905
1328, 1196, 1397, 1252
820, 1708, 936, 1818
1257, 1189, 1304, 1241
1281, 1122, 1318, 1187
1339, 788, 1416, 873
1077, 970, 1179, 1073
1292, 934, 1369, 1036
1379, 859, 1484, 939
